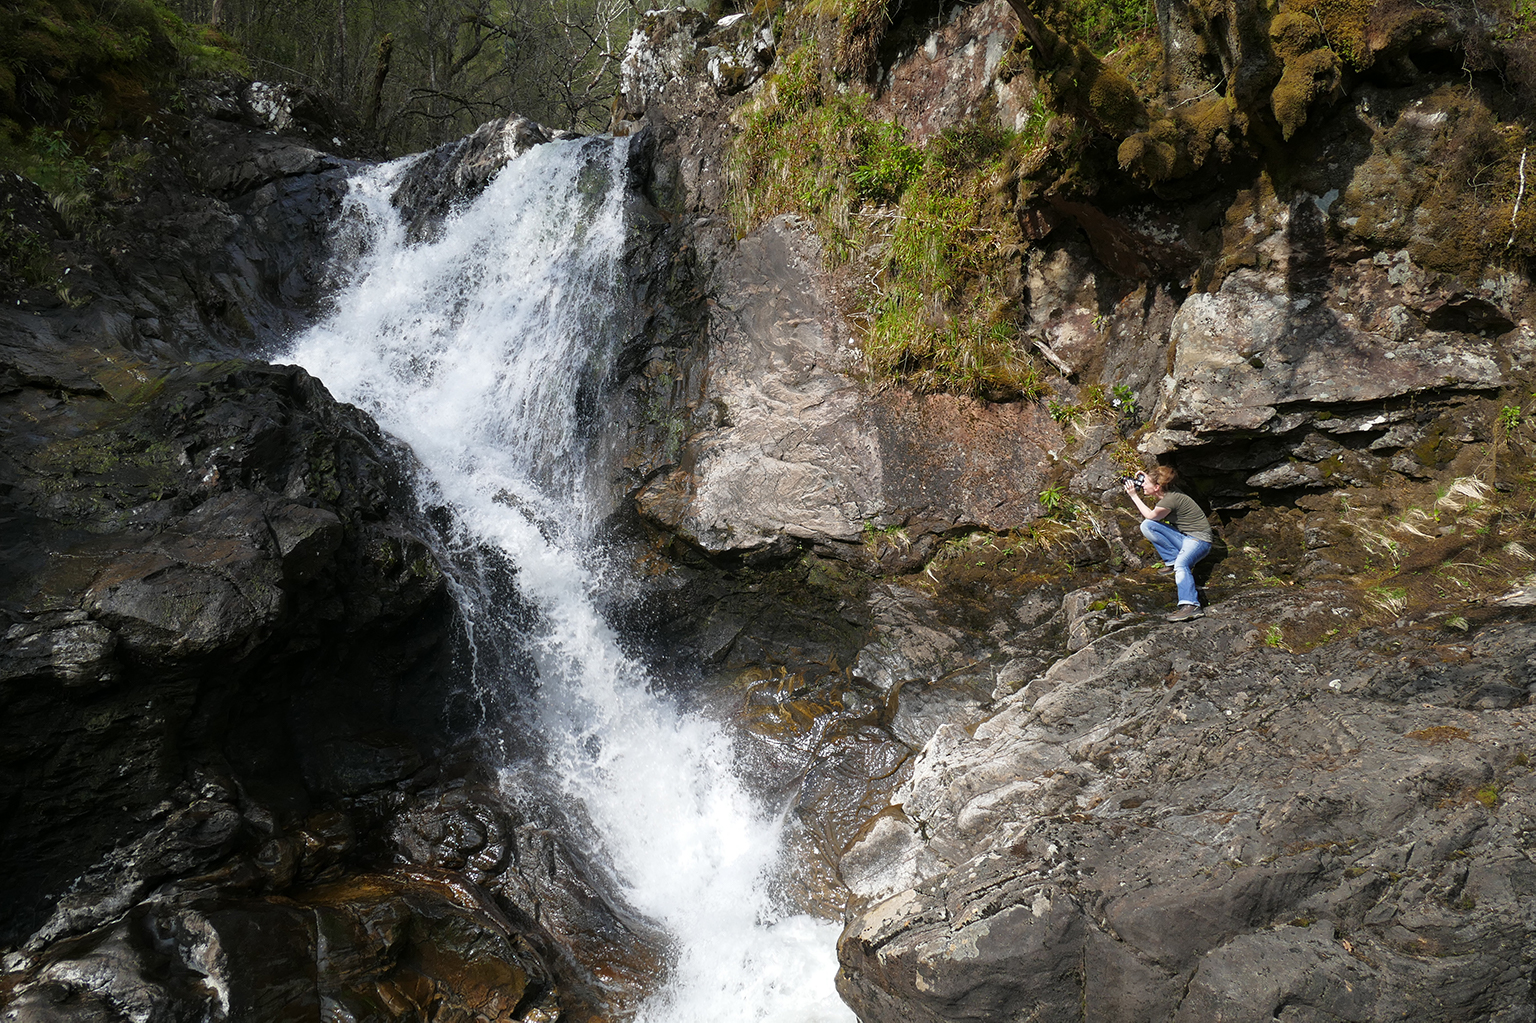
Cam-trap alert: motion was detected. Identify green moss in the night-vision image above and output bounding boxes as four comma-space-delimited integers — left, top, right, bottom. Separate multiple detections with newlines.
1030, 22, 1148, 138
1268, 11, 1323, 59
1271, 47, 1341, 141
1052, 0, 1154, 55
1118, 89, 1234, 183
1411, 421, 1454, 469
1117, 121, 1177, 182
1118, 94, 1236, 182
1282, 0, 1371, 68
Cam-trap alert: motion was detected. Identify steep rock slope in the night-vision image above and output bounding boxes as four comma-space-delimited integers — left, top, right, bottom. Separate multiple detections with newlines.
837, 592, 1536, 1021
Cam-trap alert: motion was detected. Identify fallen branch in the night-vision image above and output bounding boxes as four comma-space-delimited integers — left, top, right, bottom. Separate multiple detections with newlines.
1029, 335, 1074, 376
1510, 147, 1527, 249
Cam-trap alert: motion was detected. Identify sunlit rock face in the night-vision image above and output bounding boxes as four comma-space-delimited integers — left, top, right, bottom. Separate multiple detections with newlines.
632, 216, 1064, 558
836, 599, 1536, 1023
614, 8, 774, 124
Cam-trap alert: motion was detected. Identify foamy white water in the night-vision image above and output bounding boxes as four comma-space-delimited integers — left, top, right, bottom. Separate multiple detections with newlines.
286, 135, 853, 1023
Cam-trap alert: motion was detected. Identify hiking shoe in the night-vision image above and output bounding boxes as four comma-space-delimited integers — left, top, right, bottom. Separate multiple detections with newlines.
1156, 565, 1175, 575
1167, 604, 1204, 622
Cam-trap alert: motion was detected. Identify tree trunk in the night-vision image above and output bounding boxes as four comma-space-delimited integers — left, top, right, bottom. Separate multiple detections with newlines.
336, 0, 348, 105
365, 33, 394, 134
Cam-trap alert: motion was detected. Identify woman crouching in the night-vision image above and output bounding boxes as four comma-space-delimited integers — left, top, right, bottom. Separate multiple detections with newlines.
1124, 466, 1213, 621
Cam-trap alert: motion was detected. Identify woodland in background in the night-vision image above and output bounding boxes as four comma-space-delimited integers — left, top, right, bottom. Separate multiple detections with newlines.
0, 0, 649, 181
166, 0, 640, 148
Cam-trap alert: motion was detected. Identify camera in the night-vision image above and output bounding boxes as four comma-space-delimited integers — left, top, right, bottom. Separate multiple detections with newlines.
1122, 472, 1148, 492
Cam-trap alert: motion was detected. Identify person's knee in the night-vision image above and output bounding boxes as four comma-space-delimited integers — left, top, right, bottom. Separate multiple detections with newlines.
1139, 519, 1157, 541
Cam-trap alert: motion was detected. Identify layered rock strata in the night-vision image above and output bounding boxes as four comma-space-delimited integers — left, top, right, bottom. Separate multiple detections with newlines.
837, 591, 1536, 1021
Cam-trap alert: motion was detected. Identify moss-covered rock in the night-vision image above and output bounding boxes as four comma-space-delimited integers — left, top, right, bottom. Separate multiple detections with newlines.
1271, 45, 1342, 140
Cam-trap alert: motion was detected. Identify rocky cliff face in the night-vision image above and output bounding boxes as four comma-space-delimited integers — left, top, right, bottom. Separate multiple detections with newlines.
610, 0, 1536, 1018
620, 0, 1536, 554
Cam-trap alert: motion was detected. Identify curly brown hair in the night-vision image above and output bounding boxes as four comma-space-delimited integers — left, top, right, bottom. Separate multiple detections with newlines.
1146, 465, 1179, 489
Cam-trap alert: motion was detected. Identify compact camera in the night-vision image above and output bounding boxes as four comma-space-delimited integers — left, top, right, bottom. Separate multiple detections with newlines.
1122, 472, 1148, 492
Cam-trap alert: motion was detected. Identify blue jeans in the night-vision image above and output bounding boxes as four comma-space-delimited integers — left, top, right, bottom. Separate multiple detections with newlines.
1140, 519, 1211, 606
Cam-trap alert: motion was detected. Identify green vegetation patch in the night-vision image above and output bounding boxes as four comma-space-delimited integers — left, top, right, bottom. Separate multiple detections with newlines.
796, 0, 892, 79
730, 50, 1054, 398
1406, 725, 1471, 745
0, 0, 243, 135
0, 0, 245, 245
1051, 0, 1154, 56
861, 119, 1048, 397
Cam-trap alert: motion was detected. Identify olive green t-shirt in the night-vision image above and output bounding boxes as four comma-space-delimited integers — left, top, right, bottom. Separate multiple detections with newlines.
1154, 490, 1213, 542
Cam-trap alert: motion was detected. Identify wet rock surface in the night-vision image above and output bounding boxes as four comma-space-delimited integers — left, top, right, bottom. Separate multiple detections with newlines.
0, 97, 631, 1021
390, 114, 580, 242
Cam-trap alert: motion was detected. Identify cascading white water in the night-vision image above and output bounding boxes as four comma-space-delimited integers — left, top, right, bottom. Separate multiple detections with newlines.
286, 136, 854, 1023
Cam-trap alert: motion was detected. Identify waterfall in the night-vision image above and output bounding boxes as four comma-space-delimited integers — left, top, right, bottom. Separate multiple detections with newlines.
285, 136, 854, 1023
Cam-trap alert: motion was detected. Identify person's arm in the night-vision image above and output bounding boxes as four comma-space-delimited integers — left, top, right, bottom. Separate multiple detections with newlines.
1123, 480, 1171, 521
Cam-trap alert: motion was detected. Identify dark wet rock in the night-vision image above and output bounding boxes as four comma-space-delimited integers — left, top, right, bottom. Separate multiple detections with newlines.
0, 120, 353, 360
0, 356, 455, 943
388, 772, 667, 1010
180, 116, 343, 199
0, 101, 487, 983
181, 76, 369, 157
390, 114, 579, 242
0, 113, 613, 1005
4, 868, 562, 1023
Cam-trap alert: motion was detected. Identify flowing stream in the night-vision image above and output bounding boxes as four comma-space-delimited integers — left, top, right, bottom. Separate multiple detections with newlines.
286, 136, 854, 1022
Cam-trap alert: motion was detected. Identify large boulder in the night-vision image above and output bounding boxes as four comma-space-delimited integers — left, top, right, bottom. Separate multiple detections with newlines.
634, 217, 1066, 559
0, 354, 452, 942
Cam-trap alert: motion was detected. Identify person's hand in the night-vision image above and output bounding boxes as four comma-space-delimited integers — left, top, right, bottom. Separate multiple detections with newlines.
1123, 479, 1138, 496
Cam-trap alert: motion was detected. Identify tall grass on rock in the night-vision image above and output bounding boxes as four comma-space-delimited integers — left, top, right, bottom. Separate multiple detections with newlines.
729, 49, 1053, 398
